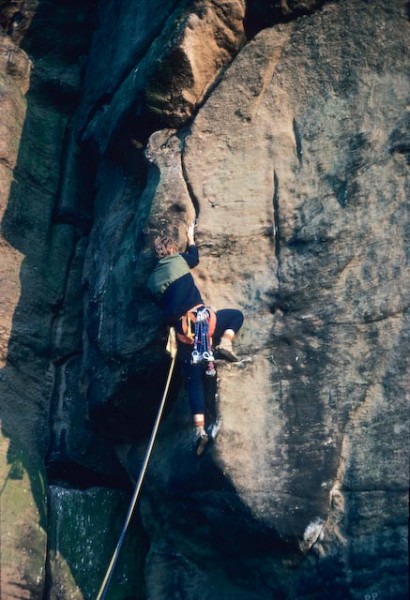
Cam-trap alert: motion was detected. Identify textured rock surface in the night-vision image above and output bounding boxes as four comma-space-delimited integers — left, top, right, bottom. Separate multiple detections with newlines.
0, 28, 47, 598
245, 0, 329, 36
0, 33, 30, 366
45, 486, 145, 600
0, 1, 37, 45
0, 0, 408, 598
182, 0, 409, 538
124, 1, 408, 598
0, 428, 46, 598
77, 0, 246, 154
0, 1, 136, 596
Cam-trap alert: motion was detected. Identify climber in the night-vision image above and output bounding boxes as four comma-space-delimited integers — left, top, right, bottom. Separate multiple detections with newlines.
147, 220, 244, 456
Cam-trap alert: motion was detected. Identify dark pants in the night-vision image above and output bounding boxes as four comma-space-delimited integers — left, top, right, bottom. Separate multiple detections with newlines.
177, 308, 244, 415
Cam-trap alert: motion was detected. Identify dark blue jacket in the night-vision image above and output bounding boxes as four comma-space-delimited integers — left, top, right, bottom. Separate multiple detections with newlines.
147, 245, 203, 325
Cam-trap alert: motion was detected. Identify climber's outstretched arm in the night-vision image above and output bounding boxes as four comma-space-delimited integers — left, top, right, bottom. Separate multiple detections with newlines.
181, 220, 199, 267
187, 219, 196, 246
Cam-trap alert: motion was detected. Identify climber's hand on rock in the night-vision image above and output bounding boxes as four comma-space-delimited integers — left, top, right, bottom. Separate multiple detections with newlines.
187, 219, 196, 244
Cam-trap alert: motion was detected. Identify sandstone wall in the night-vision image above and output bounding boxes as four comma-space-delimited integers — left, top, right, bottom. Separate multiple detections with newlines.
0, 2, 144, 597
0, 0, 408, 598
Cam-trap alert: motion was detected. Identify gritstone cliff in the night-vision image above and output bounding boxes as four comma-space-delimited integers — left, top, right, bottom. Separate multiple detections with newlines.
0, 1, 408, 598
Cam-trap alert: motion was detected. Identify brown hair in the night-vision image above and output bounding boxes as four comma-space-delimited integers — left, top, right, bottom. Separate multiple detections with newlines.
154, 236, 178, 258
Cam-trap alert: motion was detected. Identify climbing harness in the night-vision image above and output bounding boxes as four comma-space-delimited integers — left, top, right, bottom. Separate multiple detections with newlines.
177, 305, 216, 376
95, 328, 178, 600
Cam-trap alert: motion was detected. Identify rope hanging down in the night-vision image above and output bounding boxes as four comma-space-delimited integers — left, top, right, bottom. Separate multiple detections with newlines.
96, 328, 178, 600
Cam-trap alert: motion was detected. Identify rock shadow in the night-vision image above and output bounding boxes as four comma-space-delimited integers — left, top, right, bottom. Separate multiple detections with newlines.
0, 2, 151, 597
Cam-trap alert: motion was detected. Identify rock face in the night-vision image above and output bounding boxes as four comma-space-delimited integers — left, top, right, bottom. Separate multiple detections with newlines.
0, 25, 48, 599
45, 486, 145, 599
127, 2, 409, 598
0, 0, 408, 599
0, 1, 140, 597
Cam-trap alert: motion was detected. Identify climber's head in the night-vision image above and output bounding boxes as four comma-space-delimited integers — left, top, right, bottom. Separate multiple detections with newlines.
154, 236, 178, 258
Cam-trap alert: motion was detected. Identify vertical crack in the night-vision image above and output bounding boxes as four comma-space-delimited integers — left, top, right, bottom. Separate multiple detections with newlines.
293, 118, 303, 166
273, 170, 281, 262
180, 148, 201, 217
179, 131, 218, 216
49, 232, 84, 354
42, 505, 52, 600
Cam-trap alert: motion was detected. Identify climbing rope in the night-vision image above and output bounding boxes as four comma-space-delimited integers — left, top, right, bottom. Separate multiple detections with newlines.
96, 328, 178, 600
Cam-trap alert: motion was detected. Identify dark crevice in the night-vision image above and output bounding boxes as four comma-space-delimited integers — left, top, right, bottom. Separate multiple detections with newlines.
325, 175, 348, 208
75, 0, 183, 140
273, 170, 281, 260
49, 232, 84, 360
388, 112, 410, 163
53, 129, 97, 232
293, 117, 303, 165
35, 78, 81, 114
244, 0, 336, 39
0, 156, 13, 169
270, 170, 285, 316
76, 92, 112, 140
77, 1, 245, 159
88, 356, 183, 442
75, 1, 199, 148
179, 131, 202, 217
45, 460, 131, 491
10, 165, 55, 197
52, 351, 82, 368
287, 234, 333, 252
271, 169, 287, 315
107, 108, 164, 162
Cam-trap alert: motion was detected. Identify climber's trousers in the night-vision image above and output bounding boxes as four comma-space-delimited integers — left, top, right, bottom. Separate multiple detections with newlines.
178, 308, 244, 415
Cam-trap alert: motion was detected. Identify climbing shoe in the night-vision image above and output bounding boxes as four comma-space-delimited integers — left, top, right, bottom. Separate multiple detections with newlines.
216, 337, 239, 362
195, 432, 209, 456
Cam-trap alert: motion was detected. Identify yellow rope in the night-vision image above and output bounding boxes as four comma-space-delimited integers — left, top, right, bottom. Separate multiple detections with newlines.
96, 328, 177, 600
